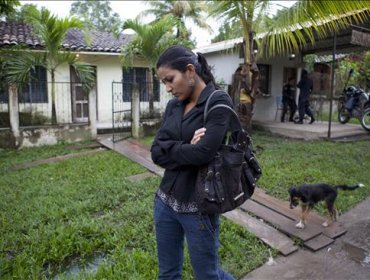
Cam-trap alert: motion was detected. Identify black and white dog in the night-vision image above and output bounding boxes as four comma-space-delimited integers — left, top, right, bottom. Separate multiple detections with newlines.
288, 183, 364, 229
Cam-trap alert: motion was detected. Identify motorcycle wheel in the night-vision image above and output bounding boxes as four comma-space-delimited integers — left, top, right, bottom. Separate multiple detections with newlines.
360, 109, 370, 131
338, 106, 350, 124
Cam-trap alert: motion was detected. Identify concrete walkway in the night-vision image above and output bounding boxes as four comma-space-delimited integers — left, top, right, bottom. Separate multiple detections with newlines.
253, 120, 370, 140
242, 195, 370, 280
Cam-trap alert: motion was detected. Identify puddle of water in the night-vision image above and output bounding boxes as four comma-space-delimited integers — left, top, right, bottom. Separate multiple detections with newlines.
342, 242, 370, 267
53, 254, 107, 279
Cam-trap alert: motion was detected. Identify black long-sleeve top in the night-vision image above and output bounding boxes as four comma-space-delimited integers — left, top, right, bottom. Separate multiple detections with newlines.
151, 82, 233, 202
297, 77, 313, 102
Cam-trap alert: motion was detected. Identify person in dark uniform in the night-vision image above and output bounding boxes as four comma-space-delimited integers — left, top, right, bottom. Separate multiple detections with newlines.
297, 69, 315, 124
281, 77, 297, 122
151, 45, 235, 279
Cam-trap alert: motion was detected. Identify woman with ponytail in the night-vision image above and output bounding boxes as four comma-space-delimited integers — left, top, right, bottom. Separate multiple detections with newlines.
151, 45, 235, 279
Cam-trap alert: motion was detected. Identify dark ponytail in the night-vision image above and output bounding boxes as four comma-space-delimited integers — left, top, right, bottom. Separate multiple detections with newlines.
156, 45, 218, 88
195, 52, 219, 88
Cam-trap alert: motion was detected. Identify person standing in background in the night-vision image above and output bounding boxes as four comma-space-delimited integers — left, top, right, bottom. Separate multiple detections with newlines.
297, 69, 315, 124
281, 77, 297, 122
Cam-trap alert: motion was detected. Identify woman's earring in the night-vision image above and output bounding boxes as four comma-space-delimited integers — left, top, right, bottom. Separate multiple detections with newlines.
188, 78, 195, 87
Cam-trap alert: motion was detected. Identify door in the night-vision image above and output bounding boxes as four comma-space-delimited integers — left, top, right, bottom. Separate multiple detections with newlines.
70, 66, 94, 123
72, 83, 88, 122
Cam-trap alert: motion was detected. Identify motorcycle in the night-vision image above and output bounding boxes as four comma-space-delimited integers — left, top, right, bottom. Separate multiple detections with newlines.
361, 107, 370, 131
338, 69, 370, 132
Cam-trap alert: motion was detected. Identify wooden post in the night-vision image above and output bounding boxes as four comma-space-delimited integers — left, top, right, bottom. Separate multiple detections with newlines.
88, 85, 97, 139
9, 85, 20, 147
328, 31, 336, 139
131, 83, 141, 139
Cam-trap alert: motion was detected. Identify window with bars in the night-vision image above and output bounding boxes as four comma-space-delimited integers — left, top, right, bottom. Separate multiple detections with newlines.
19, 66, 48, 103
0, 70, 9, 103
122, 67, 160, 102
258, 64, 270, 96
0, 83, 7, 103
0, 66, 48, 103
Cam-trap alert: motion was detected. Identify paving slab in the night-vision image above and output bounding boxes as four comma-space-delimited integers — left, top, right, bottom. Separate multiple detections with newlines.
241, 200, 322, 242
224, 209, 298, 256
304, 234, 334, 251
98, 137, 164, 177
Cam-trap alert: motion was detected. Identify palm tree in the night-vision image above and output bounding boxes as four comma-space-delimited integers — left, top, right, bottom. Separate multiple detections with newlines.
0, 0, 20, 17
121, 17, 180, 114
139, 0, 210, 41
208, 0, 370, 128
25, 8, 96, 124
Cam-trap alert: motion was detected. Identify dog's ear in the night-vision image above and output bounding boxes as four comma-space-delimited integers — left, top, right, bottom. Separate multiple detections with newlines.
288, 186, 296, 195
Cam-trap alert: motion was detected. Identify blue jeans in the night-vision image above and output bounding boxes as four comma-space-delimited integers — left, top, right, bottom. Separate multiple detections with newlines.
154, 196, 235, 280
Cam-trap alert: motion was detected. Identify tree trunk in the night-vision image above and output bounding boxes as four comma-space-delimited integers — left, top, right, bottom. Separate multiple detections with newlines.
51, 71, 57, 125
239, 11, 261, 132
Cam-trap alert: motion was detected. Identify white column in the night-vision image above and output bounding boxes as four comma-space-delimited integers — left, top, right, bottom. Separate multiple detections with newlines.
131, 83, 141, 138
89, 86, 97, 139
9, 85, 20, 146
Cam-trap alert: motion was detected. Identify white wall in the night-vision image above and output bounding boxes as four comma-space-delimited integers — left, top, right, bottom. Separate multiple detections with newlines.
84, 55, 123, 124
204, 51, 241, 84
54, 64, 72, 123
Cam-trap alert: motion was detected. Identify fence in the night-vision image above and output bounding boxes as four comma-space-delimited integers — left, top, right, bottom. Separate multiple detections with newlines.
111, 80, 173, 141
113, 81, 173, 120
0, 82, 90, 128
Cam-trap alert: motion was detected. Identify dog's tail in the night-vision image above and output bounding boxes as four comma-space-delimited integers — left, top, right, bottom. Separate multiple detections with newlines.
335, 183, 365, 191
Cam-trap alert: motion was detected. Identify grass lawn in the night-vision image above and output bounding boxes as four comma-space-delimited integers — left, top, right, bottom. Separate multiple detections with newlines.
0, 143, 269, 279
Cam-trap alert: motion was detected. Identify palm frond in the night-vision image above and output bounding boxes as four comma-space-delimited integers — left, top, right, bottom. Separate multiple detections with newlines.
121, 17, 177, 68
0, 48, 44, 86
72, 63, 96, 92
210, 0, 370, 58
261, 0, 370, 57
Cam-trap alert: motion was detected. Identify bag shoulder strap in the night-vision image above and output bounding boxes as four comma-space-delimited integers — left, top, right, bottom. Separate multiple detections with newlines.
204, 89, 233, 124
204, 90, 253, 150
207, 104, 251, 150
206, 104, 242, 130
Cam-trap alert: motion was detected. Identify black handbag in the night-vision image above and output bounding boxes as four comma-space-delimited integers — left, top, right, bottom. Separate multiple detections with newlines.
196, 91, 262, 214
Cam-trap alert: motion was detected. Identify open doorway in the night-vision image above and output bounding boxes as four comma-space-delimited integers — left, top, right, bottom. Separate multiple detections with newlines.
283, 67, 297, 84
